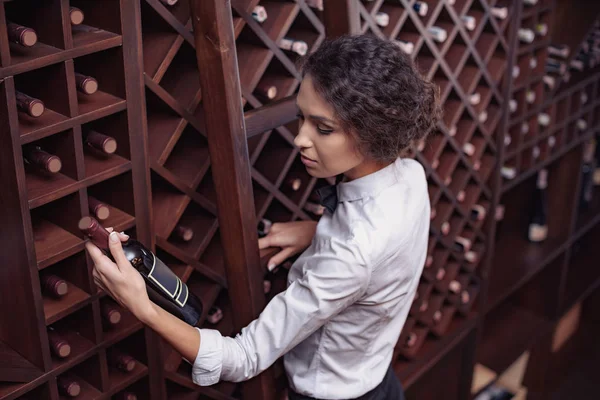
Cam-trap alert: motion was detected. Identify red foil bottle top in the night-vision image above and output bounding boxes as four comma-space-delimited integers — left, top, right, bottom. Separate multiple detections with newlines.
79, 216, 110, 251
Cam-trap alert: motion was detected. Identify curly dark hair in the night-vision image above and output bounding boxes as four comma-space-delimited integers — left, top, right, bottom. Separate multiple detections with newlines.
300, 34, 441, 163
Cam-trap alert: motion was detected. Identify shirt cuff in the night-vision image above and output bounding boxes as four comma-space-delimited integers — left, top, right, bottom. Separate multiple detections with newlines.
191, 328, 223, 386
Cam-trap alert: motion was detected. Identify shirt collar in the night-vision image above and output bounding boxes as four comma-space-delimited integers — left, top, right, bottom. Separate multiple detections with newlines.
336, 158, 401, 202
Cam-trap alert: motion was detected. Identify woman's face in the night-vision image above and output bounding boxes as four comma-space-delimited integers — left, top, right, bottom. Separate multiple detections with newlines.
294, 75, 366, 180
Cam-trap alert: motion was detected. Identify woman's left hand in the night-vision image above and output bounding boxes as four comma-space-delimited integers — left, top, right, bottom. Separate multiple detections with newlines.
85, 229, 155, 322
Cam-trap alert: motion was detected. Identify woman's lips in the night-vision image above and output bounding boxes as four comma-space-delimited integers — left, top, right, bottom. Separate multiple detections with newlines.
300, 155, 317, 166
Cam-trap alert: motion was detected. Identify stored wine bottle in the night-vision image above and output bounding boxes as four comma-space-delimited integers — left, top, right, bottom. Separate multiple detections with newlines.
512, 65, 520, 79
279, 38, 308, 56
448, 280, 461, 294
543, 75, 556, 90
252, 5, 268, 23
413, 1, 428, 17
581, 91, 589, 105
394, 39, 414, 55
404, 332, 418, 348
490, 6, 508, 20
254, 83, 277, 102
57, 375, 81, 397
207, 306, 223, 324
80, 217, 204, 326
374, 12, 389, 27
518, 28, 535, 43
108, 349, 136, 372
159, 0, 178, 5
23, 146, 62, 174
469, 92, 481, 105
115, 392, 138, 400
7, 22, 38, 47
525, 90, 536, 104
428, 26, 448, 43
528, 168, 548, 242
548, 44, 570, 58
172, 224, 194, 242
69, 7, 85, 26
48, 327, 71, 359
577, 118, 588, 131
546, 58, 567, 74
509, 99, 517, 113
88, 197, 110, 221
304, 201, 325, 216
538, 112, 550, 127
257, 218, 272, 238
41, 274, 68, 298
16, 91, 45, 118
461, 15, 476, 31
75, 73, 98, 95
101, 302, 122, 326
85, 130, 117, 155
535, 23, 548, 36
282, 177, 301, 192
471, 204, 487, 221
529, 56, 538, 69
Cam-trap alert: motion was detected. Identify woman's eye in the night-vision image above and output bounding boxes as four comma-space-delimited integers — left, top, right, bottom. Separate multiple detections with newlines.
296, 113, 305, 120
317, 125, 333, 134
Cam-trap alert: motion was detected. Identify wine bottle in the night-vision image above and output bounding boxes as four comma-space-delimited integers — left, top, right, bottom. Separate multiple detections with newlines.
512, 65, 520, 79
23, 146, 62, 174
454, 235, 471, 253
257, 218, 272, 238
159, 0, 178, 5
57, 375, 81, 397
548, 135, 556, 149
7, 22, 38, 47
75, 73, 98, 95
305, 0, 324, 11
543, 75, 556, 90
581, 92, 589, 104
548, 44, 570, 58
535, 23, 548, 36
252, 5, 268, 23
404, 332, 418, 348
528, 169, 548, 242
69, 7, 85, 26
461, 15, 476, 31
491, 6, 508, 20
394, 39, 414, 55
577, 118, 588, 131
85, 130, 118, 155
101, 302, 122, 326
448, 280, 461, 294
509, 99, 517, 113
173, 224, 194, 242
478, 110, 488, 123
41, 274, 69, 298
115, 393, 138, 400
108, 349, 136, 372
304, 201, 325, 216
538, 113, 550, 127
413, 1, 428, 17
504, 134, 512, 147
207, 306, 223, 324
285, 177, 302, 191
254, 83, 277, 102
48, 327, 71, 359
471, 204, 487, 221
469, 92, 481, 105
518, 28, 535, 43
374, 12, 389, 27
525, 90, 536, 104
521, 122, 530, 136
428, 26, 448, 43
529, 56, 538, 69
88, 197, 110, 221
546, 58, 567, 74
80, 216, 204, 326
279, 38, 308, 56
432, 310, 442, 324
16, 91, 45, 118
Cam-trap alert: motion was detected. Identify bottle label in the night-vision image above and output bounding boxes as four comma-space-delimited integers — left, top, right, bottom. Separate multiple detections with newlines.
147, 253, 189, 307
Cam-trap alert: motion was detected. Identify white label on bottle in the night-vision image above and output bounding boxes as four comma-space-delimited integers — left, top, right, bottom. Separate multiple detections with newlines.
491, 7, 508, 20
375, 12, 390, 27
518, 29, 535, 43
428, 26, 447, 43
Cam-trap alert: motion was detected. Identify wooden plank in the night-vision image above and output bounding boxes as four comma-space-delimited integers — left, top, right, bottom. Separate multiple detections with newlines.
323, 0, 360, 37
189, 1, 276, 399
244, 96, 298, 138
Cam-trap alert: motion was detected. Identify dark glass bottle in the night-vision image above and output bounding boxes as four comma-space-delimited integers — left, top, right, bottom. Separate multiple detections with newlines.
528, 169, 548, 242
79, 216, 203, 326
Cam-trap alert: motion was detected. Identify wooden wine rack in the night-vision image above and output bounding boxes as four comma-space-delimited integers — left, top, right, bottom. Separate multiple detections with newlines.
2, 0, 600, 399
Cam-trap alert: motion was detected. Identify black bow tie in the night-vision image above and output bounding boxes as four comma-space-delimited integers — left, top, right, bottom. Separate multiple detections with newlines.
315, 184, 338, 214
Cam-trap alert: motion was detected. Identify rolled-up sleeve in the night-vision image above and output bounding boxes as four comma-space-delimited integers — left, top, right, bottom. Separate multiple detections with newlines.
191, 234, 371, 385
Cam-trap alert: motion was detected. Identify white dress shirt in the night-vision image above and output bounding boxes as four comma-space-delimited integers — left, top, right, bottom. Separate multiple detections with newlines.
192, 157, 430, 399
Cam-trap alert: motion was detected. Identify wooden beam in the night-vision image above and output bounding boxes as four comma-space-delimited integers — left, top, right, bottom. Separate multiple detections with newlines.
189, 1, 275, 399
323, 0, 360, 37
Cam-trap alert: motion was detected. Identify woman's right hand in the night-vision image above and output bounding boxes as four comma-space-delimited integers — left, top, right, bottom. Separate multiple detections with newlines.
258, 220, 318, 271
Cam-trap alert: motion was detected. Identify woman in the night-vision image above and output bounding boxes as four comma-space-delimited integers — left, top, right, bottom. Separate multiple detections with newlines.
86, 34, 439, 399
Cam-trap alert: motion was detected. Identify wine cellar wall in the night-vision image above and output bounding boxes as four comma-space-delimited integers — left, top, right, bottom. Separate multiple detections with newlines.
1, 1, 600, 400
